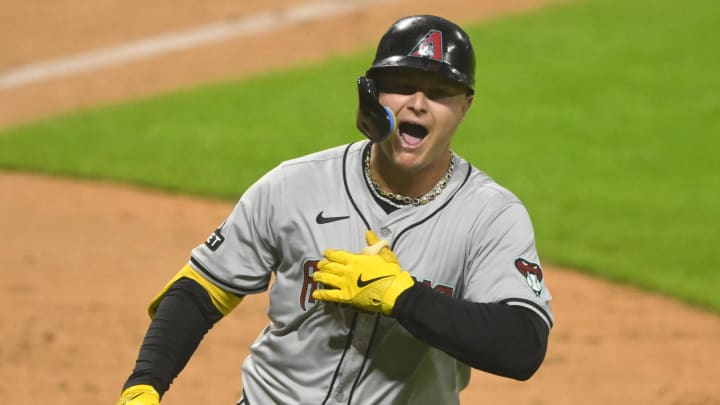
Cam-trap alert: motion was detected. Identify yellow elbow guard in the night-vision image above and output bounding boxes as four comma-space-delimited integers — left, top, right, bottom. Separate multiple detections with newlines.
148, 264, 242, 318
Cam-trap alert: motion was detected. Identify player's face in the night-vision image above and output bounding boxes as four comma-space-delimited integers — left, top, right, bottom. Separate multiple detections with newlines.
374, 70, 473, 175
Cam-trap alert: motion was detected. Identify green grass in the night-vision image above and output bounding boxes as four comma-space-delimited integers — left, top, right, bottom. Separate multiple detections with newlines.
455, 0, 720, 310
1, 0, 719, 311
0, 59, 368, 198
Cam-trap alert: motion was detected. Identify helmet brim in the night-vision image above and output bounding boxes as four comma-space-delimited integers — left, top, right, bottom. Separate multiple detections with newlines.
367, 57, 474, 94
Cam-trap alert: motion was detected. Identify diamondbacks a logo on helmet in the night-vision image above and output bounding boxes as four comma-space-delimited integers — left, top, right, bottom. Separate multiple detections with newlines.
409, 30, 443, 62
515, 258, 544, 297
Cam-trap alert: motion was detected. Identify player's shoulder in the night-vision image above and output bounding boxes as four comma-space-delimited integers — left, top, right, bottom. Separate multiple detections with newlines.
240, 143, 357, 201
463, 162, 521, 203
451, 161, 536, 233
259, 142, 361, 187
279, 143, 357, 168
454, 156, 528, 214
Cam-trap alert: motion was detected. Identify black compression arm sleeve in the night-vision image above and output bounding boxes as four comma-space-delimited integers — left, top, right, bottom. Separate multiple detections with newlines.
392, 283, 549, 380
122, 277, 224, 397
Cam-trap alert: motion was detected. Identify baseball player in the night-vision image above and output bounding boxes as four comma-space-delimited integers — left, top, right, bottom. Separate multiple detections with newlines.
117, 15, 553, 405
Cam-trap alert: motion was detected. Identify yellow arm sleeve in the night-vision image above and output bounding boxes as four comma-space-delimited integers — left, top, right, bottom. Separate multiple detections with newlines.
148, 264, 242, 318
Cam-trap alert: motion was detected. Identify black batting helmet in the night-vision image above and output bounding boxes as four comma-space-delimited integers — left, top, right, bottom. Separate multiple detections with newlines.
366, 15, 476, 93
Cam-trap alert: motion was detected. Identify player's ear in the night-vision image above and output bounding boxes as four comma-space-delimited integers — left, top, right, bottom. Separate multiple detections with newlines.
461, 94, 474, 116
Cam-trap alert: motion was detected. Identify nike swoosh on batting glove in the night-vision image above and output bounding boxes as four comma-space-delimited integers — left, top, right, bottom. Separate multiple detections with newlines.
312, 231, 414, 315
116, 385, 160, 405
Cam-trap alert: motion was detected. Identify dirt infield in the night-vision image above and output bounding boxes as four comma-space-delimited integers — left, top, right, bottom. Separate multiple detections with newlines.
1, 1, 719, 404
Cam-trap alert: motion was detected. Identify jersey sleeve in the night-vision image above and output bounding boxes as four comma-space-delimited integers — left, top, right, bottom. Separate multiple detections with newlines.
189, 167, 283, 296
464, 201, 554, 329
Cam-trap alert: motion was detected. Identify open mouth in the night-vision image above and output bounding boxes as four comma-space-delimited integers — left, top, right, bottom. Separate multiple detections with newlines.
398, 122, 429, 146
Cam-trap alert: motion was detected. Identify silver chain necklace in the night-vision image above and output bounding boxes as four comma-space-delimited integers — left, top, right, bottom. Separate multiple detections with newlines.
363, 146, 455, 206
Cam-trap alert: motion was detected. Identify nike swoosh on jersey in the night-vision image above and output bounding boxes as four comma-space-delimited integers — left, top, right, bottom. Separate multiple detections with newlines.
356, 274, 393, 287
316, 211, 350, 224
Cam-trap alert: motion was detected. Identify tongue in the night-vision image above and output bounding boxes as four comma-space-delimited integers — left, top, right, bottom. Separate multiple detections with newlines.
400, 132, 424, 146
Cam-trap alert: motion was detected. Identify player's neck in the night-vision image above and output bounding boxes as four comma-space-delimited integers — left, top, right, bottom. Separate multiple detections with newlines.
368, 146, 453, 200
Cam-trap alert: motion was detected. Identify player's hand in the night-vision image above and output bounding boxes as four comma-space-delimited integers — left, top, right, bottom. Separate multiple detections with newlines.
312, 231, 414, 315
116, 385, 160, 405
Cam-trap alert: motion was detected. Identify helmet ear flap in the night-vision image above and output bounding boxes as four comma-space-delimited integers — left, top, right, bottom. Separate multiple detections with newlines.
356, 77, 396, 143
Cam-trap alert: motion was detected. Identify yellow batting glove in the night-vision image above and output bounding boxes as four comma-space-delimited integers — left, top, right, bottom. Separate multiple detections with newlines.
313, 231, 414, 315
116, 385, 160, 405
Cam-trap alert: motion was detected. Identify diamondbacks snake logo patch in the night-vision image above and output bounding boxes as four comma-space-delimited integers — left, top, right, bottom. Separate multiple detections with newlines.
515, 258, 544, 297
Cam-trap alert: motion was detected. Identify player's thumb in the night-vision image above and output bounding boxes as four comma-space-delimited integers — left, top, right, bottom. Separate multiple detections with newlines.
365, 230, 382, 247
363, 230, 398, 263
363, 230, 389, 252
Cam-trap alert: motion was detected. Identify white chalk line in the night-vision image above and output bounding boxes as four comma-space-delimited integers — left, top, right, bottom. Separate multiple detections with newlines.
0, 0, 387, 91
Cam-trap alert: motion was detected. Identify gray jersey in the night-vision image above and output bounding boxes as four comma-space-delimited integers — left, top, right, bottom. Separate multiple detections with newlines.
190, 141, 553, 404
